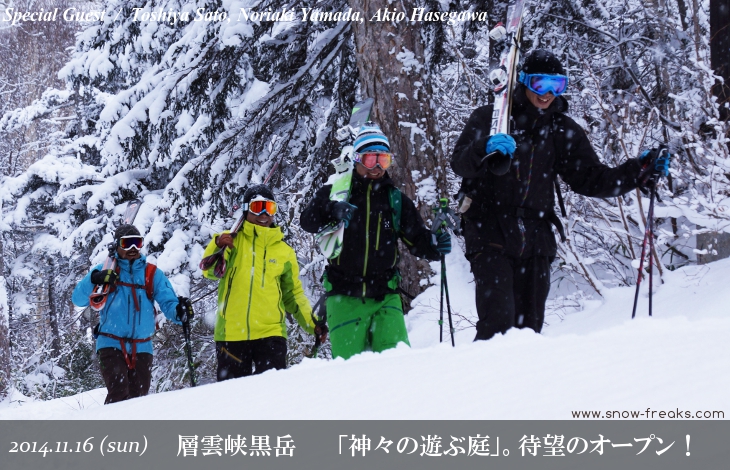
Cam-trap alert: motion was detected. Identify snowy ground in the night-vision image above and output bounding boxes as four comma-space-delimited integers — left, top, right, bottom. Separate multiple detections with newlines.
1, 244, 728, 420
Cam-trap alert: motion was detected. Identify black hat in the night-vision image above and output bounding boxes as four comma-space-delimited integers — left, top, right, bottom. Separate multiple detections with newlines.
242, 184, 276, 206
521, 49, 566, 75
114, 224, 141, 240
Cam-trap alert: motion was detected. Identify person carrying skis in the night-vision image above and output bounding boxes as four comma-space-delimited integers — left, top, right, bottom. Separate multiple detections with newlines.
300, 123, 451, 359
202, 185, 323, 381
451, 49, 671, 341
72, 224, 187, 404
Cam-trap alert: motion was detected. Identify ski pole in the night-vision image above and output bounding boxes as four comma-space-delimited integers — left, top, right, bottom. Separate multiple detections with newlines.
432, 198, 460, 346
648, 182, 656, 317
631, 178, 657, 319
311, 335, 321, 359
441, 255, 455, 347
180, 299, 197, 387
439, 256, 445, 344
309, 294, 328, 358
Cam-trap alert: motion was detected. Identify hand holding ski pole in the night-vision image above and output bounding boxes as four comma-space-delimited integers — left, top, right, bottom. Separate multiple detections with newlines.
312, 322, 329, 358
638, 148, 671, 186
431, 197, 462, 239
176, 296, 195, 324
433, 231, 452, 255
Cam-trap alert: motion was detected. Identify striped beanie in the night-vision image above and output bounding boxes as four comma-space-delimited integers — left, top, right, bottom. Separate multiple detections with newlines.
353, 123, 390, 153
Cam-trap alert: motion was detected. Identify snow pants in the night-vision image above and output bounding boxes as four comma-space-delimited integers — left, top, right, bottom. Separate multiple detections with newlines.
215, 337, 287, 381
469, 251, 552, 341
326, 293, 410, 360
98, 348, 153, 404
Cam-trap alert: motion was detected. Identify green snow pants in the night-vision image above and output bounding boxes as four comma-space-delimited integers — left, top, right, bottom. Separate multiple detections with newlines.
326, 293, 410, 360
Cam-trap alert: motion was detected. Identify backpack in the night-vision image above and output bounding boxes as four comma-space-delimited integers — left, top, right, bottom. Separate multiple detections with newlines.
112, 262, 158, 309
93, 262, 160, 349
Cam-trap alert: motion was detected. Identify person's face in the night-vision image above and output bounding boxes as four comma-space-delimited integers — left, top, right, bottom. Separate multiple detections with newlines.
525, 88, 556, 110
117, 244, 141, 260
355, 162, 386, 180
246, 210, 274, 227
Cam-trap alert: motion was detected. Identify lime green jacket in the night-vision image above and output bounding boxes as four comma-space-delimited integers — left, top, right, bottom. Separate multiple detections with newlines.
202, 222, 315, 341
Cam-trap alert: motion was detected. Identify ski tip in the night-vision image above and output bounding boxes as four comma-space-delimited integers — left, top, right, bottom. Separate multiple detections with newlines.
352, 97, 374, 111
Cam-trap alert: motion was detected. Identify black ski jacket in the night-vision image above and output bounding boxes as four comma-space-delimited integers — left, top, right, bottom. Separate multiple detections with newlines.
451, 85, 643, 259
301, 171, 439, 299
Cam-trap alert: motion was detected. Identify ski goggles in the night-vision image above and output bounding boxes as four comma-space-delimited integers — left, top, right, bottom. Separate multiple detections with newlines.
245, 197, 278, 216
355, 152, 393, 170
518, 72, 569, 96
118, 235, 144, 250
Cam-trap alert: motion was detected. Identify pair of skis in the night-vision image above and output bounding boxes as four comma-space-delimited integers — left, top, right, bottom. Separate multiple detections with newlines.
89, 199, 142, 311
315, 98, 374, 259
198, 214, 245, 278
485, 0, 529, 175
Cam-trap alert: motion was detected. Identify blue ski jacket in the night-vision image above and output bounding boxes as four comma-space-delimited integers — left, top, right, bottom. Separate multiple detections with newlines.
72, 254, 181, 354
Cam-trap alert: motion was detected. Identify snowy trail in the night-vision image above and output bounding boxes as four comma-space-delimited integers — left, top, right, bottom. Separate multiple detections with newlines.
1, 248, 728, 420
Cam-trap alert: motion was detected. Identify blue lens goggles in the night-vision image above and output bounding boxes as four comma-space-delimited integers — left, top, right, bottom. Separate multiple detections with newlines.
518, 72, 569, 96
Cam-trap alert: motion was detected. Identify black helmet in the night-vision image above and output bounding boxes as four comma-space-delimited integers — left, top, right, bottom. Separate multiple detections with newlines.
521, 49, 566, 75
242, 184, 275, 206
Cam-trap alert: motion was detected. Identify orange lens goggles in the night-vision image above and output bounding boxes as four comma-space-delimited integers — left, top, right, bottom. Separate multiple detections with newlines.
248, 199, 277, 216
356, 152, 393, 170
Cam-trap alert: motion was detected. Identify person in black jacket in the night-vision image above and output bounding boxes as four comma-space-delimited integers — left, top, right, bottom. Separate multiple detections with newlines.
451, 49, 670, 341
301, 123, 451, 359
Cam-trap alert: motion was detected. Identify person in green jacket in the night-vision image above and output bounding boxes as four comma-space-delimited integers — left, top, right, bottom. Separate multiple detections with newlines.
300, 124, 451, 360
202, 185, 325, 381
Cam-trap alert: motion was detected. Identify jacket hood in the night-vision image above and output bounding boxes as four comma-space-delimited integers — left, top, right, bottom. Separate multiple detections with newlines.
241, 219, 284, 245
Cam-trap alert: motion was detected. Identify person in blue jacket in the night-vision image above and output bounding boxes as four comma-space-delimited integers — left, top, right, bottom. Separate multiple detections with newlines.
72, 224, 187, 404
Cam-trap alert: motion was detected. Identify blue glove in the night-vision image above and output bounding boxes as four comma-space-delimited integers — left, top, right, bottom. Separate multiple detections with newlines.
433, 230, 451, 255
486, 133, 516, 158
639, 148, 671, 178
331, 202, 357, 228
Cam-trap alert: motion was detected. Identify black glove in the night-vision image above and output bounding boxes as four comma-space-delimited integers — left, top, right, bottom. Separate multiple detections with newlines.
314, 323, 329, 342
638, 148, 671, 185
90, 269, 118, 286
331, 201, 357, 227
432, 230, 452, 255
314, 323, 329, 336
176, 296, 194, 323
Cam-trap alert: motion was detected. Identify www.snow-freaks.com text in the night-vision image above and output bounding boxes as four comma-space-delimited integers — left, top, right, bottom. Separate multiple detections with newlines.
571, 409, 725, 419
